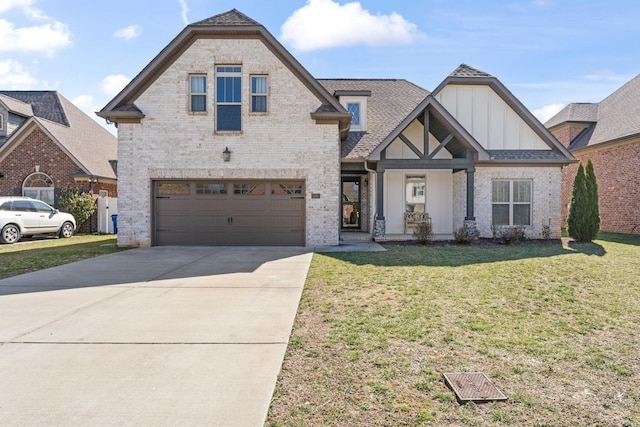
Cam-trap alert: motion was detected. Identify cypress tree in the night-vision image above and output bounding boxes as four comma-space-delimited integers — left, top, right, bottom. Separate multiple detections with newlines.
567, 163, 588, 241
584, 160, 600, 240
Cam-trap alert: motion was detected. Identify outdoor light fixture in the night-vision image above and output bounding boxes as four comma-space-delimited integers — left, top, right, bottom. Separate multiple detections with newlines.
0, 172, 4, 178
222, 146, 231, 162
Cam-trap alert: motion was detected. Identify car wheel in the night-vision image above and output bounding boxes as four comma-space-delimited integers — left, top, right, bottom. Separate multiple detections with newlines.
58, 222, 75, 238
1, 224, 21, 244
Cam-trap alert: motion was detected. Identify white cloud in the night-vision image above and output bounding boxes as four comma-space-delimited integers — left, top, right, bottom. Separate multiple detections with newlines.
101, 74, 131, 96
280, 0, 424, 51
71, 94, 95, 110
0, 59, 38, 89
532, 103, 565, 123
0, 0, 34, 13
179, 0, 189, 25
0, 19, 71, 56
113, 24, 142, 40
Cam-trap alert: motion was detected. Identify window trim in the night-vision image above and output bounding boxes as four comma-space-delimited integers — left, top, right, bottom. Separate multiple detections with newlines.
22, 172, 55, 205
491, 179, 532, 226
189, 74, 207, 113
339, 96, 367, 131
250, 75, 268, 114
0, 113, 4, 131
216, 65, 242, 132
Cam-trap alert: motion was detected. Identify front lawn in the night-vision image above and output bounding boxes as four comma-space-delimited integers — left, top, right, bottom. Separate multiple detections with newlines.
0, 234, 129, 280
267, 233, 640, 426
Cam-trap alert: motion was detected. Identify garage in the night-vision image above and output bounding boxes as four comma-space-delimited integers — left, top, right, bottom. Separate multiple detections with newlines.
153, 180, 305, 246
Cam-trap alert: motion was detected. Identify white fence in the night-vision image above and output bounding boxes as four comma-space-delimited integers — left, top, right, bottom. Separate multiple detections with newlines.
97, 196, 118, 233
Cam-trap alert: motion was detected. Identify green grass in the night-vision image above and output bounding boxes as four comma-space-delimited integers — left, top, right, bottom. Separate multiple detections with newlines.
0, 234, 129, 279
267, 233, 640, 426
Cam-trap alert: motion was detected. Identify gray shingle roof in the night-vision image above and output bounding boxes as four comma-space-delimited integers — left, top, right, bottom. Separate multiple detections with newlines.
0, 91, 68, 126
449, 64, 493, 78
0, 91, 117, 180
318, 79, 429, 159
191, 9, 260, 26
0, 94, 34, 117
544, 103, 598, 128
545, 73, 640, 148
487, 150, 570, 161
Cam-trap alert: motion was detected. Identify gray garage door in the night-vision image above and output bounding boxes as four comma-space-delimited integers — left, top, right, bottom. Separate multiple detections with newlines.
154, 181, 305, 246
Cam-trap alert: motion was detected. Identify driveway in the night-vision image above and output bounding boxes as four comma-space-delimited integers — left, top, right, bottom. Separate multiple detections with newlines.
0, 246, 312, 426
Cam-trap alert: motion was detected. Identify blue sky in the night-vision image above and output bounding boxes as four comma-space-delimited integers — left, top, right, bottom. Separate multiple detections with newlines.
2, 0, 639, 133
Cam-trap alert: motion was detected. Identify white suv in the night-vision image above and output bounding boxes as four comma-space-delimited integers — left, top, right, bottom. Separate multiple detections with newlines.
0, 197, 76, 244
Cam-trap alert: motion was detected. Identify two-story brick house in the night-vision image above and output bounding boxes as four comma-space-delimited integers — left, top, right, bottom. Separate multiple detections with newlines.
99, 9, 574, 247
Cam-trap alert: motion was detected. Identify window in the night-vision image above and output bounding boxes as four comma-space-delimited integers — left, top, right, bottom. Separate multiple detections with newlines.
0, 113, 4, 130
251, 76, 268, 113
158, 183, 190, 195
492, 180, 532, 226
233, 183, 264, 195
196, 183, 227, 195
189, 75, 206, 112
405, 175, 426, 212
272, 183, 303, 195
216, 66, 242, 131
23, 172, 54, 205
347, 103, 360, 126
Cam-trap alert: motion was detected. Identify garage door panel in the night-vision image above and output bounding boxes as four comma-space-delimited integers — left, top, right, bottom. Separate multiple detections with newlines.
154, 181, 305, 246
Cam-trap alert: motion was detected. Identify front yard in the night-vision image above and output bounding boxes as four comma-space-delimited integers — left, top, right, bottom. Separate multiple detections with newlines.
0, 235, 128, 280
267, 234, 640, 426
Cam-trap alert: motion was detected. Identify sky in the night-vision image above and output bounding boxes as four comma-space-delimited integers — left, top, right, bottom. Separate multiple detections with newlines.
2, 0, 640, 135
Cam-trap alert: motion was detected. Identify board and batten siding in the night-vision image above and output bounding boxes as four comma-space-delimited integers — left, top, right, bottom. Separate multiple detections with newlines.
436, 85, 548, 150
384, 170, 454, 237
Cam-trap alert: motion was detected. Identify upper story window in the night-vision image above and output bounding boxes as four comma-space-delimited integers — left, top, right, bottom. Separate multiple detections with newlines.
0, 113, 4, 131
189, 75, 207, 112
492, 180, 532, 226
251, 75, 268, 113
336, 92, 369, 132
347, 103, 360, 126
216, 66, 242, 131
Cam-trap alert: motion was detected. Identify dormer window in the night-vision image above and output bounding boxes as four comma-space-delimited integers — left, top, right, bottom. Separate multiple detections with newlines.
0, 113, 4, 131
334, 90, 371, 132
347, 103, 360, 126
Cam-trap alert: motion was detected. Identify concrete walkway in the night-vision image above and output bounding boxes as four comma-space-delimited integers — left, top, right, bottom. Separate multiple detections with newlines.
0, 247, 312, 426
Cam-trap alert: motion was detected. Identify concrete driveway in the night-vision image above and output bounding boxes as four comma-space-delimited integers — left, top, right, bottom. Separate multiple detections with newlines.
0, 246, 312, 426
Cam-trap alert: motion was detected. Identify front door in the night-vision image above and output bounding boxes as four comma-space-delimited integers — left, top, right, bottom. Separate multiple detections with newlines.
341, 177, 361, 229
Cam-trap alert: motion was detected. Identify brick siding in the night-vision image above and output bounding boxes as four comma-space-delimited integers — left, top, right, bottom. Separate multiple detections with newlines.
115, 38, 340, 247
0, 127, 117, 233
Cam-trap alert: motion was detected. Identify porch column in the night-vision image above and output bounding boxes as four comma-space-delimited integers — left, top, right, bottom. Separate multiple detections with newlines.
465, 168, 475, 221
374, 171, 386, 237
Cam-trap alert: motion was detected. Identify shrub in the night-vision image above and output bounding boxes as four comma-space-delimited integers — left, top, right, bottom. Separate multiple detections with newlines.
492, 225, 527, 245
454, 225, 479, 244
568, 161, 600, 242
58, 190, 97, 228
413, 222, 433, 245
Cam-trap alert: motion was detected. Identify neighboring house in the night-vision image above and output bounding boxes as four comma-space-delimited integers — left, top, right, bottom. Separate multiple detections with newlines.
546, 74, 640, 234
0, 91, 118, 230
98, 9, 574, 247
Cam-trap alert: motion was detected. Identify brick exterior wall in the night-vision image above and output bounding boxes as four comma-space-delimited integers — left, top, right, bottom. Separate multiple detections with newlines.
561, 140, 640, 234
551, 124, 640, 234
0, 127, 117, 233
116, 38, 341, 247
454, 166, 563, 239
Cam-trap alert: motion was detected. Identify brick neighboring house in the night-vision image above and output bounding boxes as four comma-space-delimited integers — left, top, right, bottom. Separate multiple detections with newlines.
98, 9, 574, 247
0, 91, 118, 232
546, 74, 640, 234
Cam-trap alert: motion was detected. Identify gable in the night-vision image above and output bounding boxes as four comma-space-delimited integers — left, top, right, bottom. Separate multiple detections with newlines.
435, 85, 549, 150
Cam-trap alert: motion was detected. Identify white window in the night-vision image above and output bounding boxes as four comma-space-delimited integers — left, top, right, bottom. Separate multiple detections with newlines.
251, 76, 268, 113
492, 180, 532, 226
189, 75, 207, 112
23, 172, 55, 205
216, 66, 242, 131
405, 175, 426, 212
339, 96, 367, 131
0, 113, 4, 131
